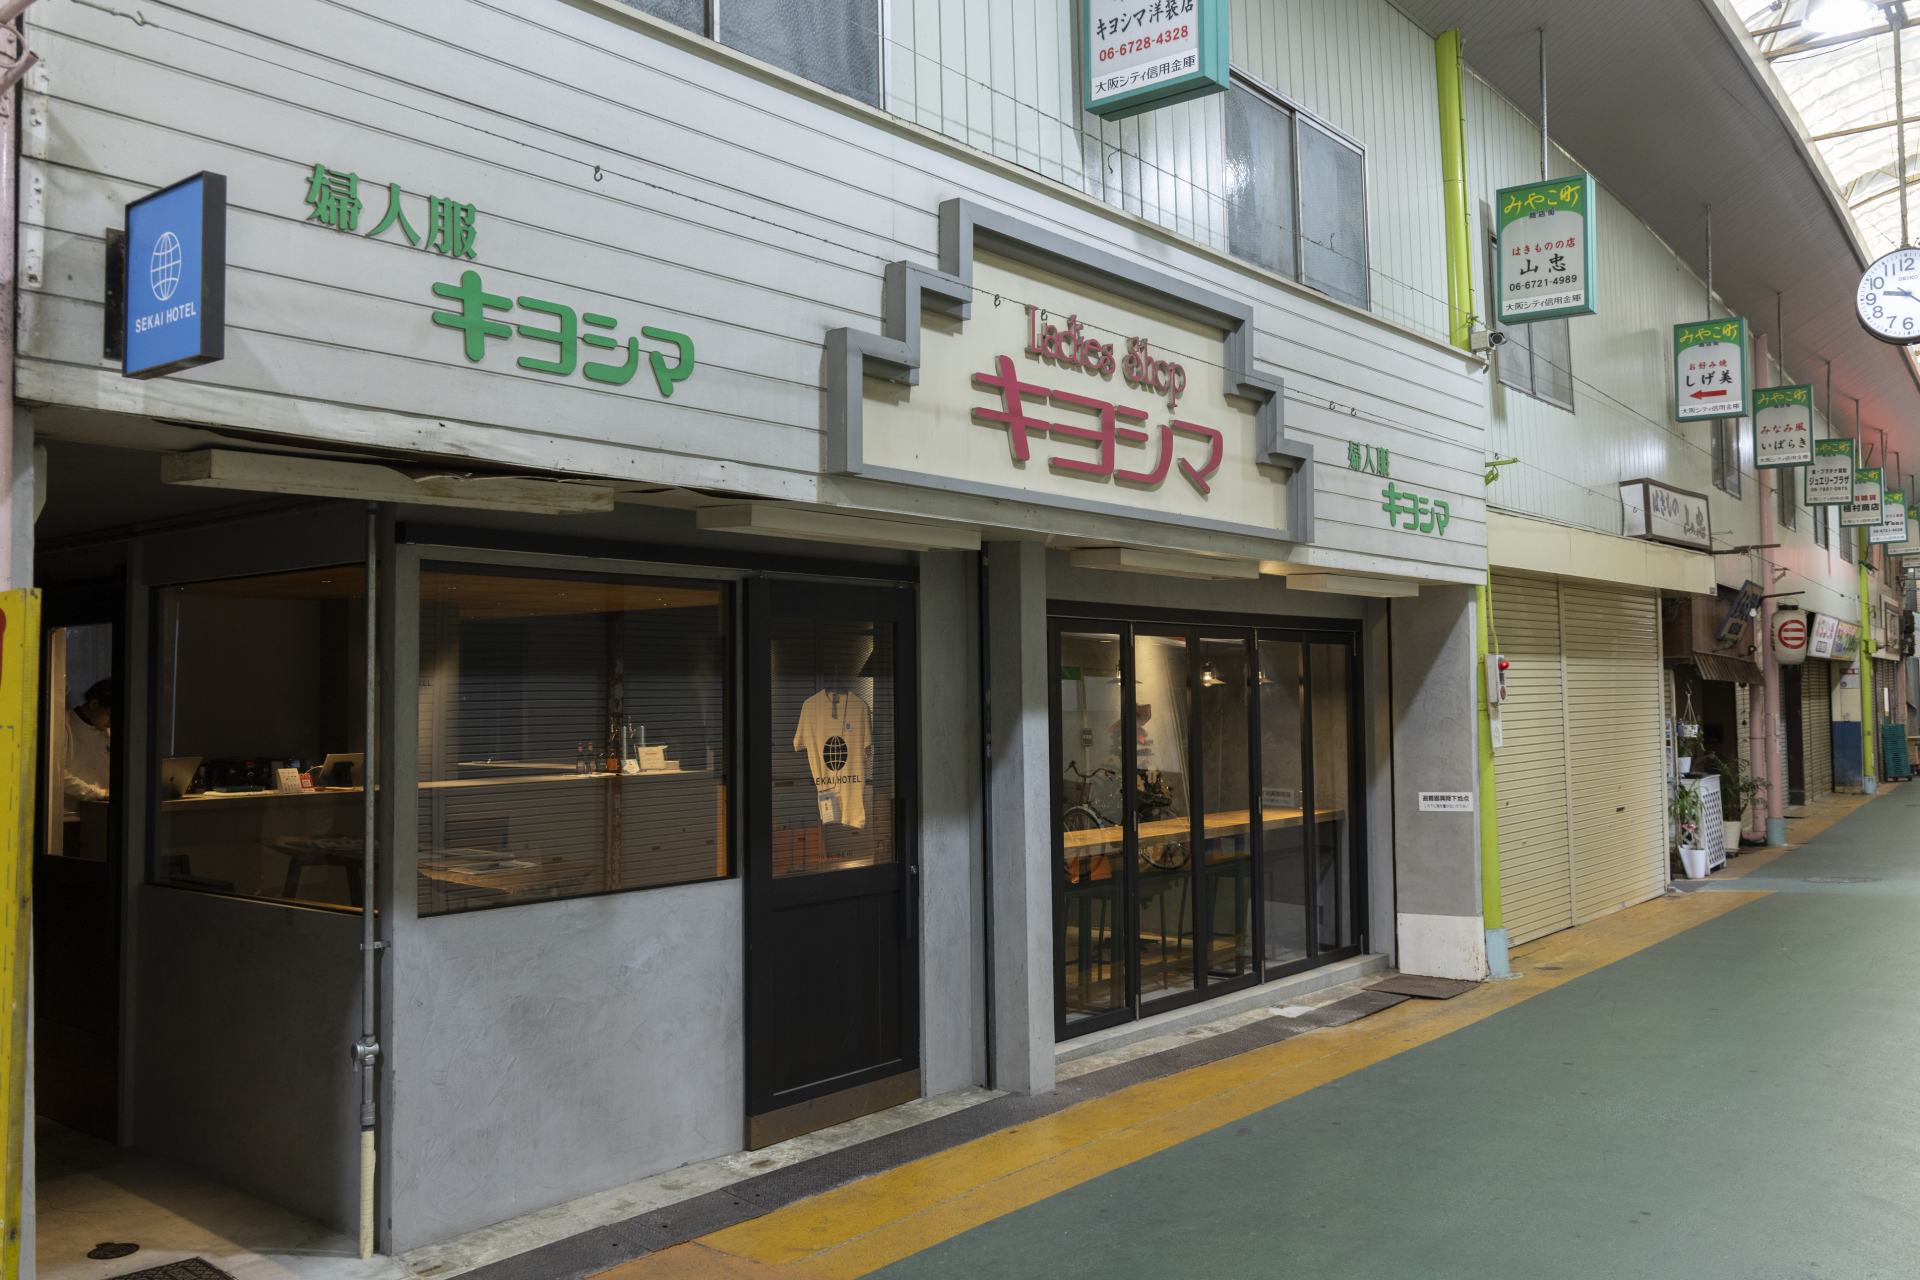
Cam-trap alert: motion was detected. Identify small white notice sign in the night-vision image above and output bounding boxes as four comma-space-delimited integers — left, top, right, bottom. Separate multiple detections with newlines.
1418, 791, 1474, 813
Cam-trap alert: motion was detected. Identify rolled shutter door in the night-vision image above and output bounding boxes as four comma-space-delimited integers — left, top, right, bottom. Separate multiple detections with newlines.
1561, 585, 1667, 924
1803, 660, 1833, 800
1491, 573, 1573, 945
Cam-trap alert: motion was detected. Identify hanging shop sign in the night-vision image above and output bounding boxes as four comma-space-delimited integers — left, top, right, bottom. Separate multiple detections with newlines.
1494, 174, 1597, 324
1751, 384, 1814, 468
1806, 438, 1857, 505
1715, 579, 1763, 646
1771, 607, 1809, 667
828, 201, 1304, 543
1808, 612, 1841, 660
1869, 487, 1909, 545
1619, 477, 1709, 552
1832, 622, 1860, 660
1673, 317, 1750, 421
1887, 503, 1920, 558
1083, 0, 1229, 120
1840, 466, 1884, 527
123, 171, 227, 379
1855, 247, 1920, 345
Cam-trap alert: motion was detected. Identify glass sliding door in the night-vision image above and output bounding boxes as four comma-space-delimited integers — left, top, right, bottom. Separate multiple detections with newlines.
1051, 614, 1364, 1038
1198, 637, 1255, 985
1133, 631, 1194, 1006
1055, 630, 1128, 1027
1309, 640, 1360, 954
1257, 637, 1309, 970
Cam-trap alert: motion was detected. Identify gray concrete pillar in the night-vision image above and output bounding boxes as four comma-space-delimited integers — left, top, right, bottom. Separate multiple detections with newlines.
984, 541, 1054, 1094
1388, 586, 1487, 980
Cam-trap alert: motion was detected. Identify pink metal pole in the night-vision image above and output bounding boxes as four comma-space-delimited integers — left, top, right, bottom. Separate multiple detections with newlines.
1753, 334, 1784, 844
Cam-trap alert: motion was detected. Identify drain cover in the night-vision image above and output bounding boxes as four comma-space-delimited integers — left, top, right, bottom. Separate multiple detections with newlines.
1805, 876, 1879, 884
87, 1243, 139, 1261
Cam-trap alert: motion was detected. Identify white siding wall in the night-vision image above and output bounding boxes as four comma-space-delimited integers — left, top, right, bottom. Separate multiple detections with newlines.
24, 0, 1488, 582
1464, 70, 1859, 621
887, 0, 1453, 343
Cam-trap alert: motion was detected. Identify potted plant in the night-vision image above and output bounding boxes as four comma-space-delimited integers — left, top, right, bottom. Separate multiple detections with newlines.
1713, 757, 1769, 850
1677, 726, 1703, 775
1672, 783, 1708, 878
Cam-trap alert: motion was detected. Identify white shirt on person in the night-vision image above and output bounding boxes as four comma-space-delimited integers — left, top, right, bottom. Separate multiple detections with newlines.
63, 708, 110, 803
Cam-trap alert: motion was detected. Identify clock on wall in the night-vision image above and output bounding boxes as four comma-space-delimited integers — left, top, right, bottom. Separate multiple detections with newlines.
1857, 247, 1920, 344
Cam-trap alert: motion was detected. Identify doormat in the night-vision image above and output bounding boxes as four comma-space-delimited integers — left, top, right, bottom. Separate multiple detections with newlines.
104, 1260, 235, 1280
1367, 974, 1479, 1000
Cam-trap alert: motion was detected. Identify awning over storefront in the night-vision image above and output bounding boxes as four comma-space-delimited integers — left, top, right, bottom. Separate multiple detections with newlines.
1662, 588, 1764, 685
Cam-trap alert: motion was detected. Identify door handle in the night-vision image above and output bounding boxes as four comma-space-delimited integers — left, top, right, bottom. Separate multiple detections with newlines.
902, 861, 919, 941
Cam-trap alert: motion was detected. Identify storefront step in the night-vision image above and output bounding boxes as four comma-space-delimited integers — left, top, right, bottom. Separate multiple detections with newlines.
1055, 953, 1392, 1066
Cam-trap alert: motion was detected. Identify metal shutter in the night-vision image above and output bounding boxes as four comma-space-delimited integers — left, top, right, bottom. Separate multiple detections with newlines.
1803, 660, 1833, 800
1561, 585, 1667, 924
1491, 573, 1573, 945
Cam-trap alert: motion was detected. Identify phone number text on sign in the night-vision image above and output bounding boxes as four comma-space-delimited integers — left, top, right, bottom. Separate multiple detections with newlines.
1097, 25, 1190, 61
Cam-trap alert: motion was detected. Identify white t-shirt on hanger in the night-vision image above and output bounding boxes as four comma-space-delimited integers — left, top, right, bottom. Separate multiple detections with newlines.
793, 688, 873, 830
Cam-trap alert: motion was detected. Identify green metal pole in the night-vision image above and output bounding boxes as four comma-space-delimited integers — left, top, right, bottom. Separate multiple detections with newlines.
1435, 30, 1507, 975
1861, 538, 1879, 787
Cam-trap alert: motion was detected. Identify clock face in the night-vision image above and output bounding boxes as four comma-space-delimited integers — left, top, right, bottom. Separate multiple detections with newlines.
1858, 249, 1920, 344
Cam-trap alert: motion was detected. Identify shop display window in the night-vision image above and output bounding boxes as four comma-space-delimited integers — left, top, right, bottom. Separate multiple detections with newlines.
416, 566, 731, 916
151, 568, 368, 910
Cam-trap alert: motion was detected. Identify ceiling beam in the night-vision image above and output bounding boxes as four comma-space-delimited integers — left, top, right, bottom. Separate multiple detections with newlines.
1764, 17, 1917, 60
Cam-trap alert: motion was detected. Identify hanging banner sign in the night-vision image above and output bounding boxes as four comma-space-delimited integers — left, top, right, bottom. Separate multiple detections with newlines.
1841, 466, 1884, 527
1751, 384, 1814, 468
1805, 438, 1857, 505
1870, 487, 1909, 544
1494, 174, 1597, 324
1887, 502, 1920, 558
1083, 0, 1230, 120
1673, 317, 1750, 421
1772, 607, 1810, 667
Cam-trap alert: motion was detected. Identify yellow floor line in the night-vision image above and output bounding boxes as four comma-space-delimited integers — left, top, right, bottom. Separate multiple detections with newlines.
607, 889, 1765, 1280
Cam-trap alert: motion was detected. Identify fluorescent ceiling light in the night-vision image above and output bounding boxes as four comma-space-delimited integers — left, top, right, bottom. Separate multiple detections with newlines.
695, 504, 981, 552
1068, 547, 1262, 580
1805, 0, 1882, 35
161, 449, 618, 515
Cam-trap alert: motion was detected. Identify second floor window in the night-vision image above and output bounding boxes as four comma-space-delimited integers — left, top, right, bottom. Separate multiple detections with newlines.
618, 0, 880, 108
1712, 419, 1743, 499
1813, 485, 1830, 549
1224, 79, 1369, 309
1778, 463, 1798, 529
1483, 235, 1572, 410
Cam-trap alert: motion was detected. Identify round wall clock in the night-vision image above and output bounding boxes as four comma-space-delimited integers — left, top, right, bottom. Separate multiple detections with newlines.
1857, 248, 1920, 344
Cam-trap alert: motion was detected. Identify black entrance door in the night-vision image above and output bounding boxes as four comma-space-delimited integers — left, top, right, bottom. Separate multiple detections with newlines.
745, 579, 918, 1147
35, 580, 127, 1140
1784, 664, 1807, 806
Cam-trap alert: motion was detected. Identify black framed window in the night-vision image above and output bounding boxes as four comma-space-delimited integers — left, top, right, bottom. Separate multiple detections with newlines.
1051, 610, 1365, 1038
1224, 77, 1370, 309
1841, 514, 1855, 562
1483, 233, 1573, 411
1813, 489, 1830, 548
613, 0, 881, 107
1778, 465, 1798, 530
1713, 419, 1743, 498
151, 567, 368, 911
416, 564, 733, 917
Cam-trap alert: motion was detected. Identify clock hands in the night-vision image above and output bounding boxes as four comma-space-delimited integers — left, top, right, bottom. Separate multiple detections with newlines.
1883, 288, 1919, 301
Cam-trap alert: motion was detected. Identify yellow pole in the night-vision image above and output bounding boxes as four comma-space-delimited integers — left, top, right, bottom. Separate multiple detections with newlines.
0, 590, 40, 1280
1435, 30, 1506, 974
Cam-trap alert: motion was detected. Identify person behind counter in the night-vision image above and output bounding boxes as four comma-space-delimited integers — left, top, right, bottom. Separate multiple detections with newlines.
63, 677, 112, 802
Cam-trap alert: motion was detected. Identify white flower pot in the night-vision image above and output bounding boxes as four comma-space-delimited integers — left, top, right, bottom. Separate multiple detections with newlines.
1679, 845, 1711, 879
1724, 818, 1743, 850
1677, 756, 1693, 774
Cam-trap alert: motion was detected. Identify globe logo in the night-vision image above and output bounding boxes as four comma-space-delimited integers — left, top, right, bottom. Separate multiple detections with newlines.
149, 231, 183, 302
823, 736, 849, 772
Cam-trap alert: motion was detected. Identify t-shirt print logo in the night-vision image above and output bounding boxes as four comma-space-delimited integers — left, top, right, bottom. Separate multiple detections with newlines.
823, 735, 849, 771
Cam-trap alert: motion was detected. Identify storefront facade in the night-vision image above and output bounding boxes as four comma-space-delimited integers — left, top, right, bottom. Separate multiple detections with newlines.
22, 0, 1494, 1254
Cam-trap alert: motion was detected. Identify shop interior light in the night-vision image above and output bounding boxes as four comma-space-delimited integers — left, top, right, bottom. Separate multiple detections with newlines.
1805, 0, 1884, 35
1200, 661, 1223, 688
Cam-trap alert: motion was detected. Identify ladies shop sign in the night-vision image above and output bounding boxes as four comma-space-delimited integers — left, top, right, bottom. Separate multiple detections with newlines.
827, 201, 1308, 545
1806, 438, 1856, 505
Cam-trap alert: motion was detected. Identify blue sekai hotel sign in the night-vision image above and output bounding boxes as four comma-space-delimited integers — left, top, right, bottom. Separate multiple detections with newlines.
123, 171, 227, 379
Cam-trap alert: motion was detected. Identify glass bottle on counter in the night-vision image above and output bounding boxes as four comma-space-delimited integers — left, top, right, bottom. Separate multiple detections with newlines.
575, 742, 588, 775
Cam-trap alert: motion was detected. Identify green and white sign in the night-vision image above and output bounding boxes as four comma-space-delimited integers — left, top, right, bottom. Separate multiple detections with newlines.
1841, 465, 1884, 527
1494, 174, 1597, 324
1084, 0, 1229, 120
1673, 317, 1750, 422
1752, 384, 1814, 468
1870, 487, 1909, 545
1807, 438, 1856, 505
1888, 502, 1920, 558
